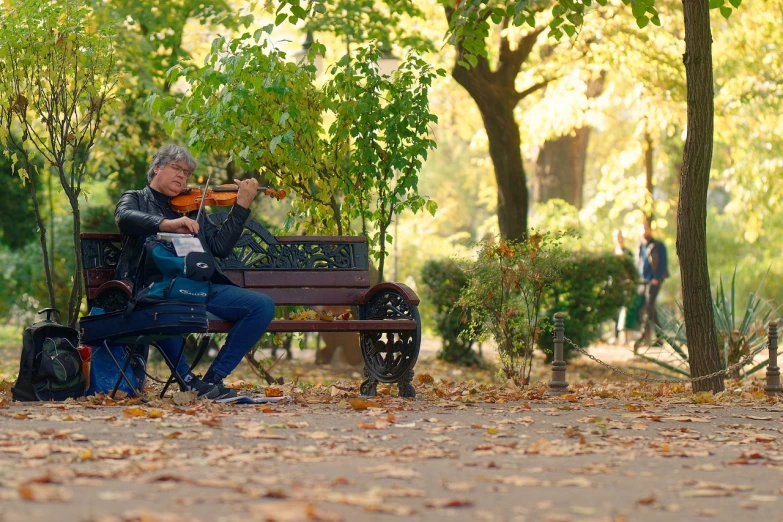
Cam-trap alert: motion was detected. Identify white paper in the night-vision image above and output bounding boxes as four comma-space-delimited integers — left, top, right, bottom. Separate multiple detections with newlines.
157, 232, 192, 242
171, 236, 205, 256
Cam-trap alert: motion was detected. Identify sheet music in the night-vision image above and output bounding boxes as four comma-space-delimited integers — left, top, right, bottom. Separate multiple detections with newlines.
171, 236, 205, 256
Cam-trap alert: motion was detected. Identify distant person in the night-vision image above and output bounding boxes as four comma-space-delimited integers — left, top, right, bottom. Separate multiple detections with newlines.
634, 221, 668, 350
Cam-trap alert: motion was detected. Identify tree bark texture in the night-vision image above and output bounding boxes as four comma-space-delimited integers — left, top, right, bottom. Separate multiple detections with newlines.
533, 75, 604, 209
644, 126, 655, 221
533, 129, 589, 208
678, 0, 724, 392
446, 8, 547, 242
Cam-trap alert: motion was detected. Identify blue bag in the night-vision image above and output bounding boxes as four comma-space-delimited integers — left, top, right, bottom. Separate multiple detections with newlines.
135, 238, 216, 305
79, 302, 209, 345
79, 303, 209, 397
87, 342, 147, 396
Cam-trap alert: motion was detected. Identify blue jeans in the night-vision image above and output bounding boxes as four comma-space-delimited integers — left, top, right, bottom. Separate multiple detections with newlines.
157, 284, 275, 379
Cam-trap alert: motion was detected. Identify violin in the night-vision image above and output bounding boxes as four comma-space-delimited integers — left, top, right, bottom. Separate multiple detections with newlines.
170, 184, 287, 214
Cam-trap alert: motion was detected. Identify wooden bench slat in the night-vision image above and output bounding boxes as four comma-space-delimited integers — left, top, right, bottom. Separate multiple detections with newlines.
259, 288, 367, 306
86, 268, 118, 288
208, 319, 418, 333
241, 270, 370, 288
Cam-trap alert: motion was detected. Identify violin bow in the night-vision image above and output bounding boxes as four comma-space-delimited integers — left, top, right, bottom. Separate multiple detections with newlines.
194, 174, 211, 228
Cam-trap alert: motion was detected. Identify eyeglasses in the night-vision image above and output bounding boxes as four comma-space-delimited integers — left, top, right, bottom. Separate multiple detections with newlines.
167, 163, 192, 178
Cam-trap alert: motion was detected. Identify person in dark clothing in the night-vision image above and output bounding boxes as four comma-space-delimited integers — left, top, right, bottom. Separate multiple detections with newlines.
114, 144, 275, 399
634, 221, 668, 350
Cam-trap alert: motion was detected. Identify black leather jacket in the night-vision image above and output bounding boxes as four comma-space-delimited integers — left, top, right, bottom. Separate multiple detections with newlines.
114, 186, 250, 288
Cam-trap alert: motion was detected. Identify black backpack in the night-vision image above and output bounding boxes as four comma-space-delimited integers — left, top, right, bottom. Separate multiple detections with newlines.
12, 308, 86, 402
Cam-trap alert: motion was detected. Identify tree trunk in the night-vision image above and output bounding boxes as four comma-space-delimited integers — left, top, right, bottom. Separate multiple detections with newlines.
451, 68, 529, 242
533, 129, 589, 208
68, 202, 83, 328
643, 126, 655, 221
533, 75, 604, 209
678, 0, 724, 393
481, 105, 529, 242
446, 8, 548, 242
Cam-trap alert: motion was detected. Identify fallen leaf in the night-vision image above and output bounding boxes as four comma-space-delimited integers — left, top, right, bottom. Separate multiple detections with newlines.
122, 406, 146, 418
443, 481, 475, 492
365, 504, 416, 515
347, 398, 381, 410
23, 443, 51, 459
172, 391, 198, 406
425, 498, 473, 508
265, 387, 283, 397
201, 418, 222, 428
19, 484, 71, 502
681, 489, 733, 498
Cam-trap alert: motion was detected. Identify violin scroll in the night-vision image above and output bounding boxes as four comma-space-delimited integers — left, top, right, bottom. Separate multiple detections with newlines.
263, 187, 287, 201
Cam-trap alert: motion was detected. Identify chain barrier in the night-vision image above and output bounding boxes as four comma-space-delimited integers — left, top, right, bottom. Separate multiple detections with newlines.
563, 336, 769, 385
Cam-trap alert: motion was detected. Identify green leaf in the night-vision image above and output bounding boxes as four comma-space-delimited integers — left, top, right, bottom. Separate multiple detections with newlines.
465, 54, 478, 68
314, 3, 326, 14
274, 12, 287, 25
709, 0, 724, 8
291, 5, 307, 20
425, 200, 438, 216
728, 0, 742, 7
719, 5, 733, 16
269, 134, 283, 153
563, 24, 576, 37
636, 15, 649, 28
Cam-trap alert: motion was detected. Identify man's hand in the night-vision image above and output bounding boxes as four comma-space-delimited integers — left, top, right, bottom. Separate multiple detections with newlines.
234, 178, 260, 208
651, 279, 659, 286
160, 217, 199, 235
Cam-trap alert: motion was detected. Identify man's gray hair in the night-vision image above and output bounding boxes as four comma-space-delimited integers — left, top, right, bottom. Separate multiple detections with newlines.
146, 144, 197, 183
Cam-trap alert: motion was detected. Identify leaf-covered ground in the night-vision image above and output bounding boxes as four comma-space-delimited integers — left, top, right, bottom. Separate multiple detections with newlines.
1, 346, 782, 522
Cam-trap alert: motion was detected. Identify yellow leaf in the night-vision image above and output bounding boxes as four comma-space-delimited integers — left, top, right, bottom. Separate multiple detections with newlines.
122, 406, 146, 418
347, 398, 381, 410
264, 386, 283, 397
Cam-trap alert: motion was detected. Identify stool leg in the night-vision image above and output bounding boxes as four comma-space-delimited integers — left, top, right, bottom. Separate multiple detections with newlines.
158, 338, 188, 398
103, 341, 141, 399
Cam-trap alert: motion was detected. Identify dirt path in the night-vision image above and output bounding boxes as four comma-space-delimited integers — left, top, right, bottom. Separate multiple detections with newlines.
1, 389, 781, 522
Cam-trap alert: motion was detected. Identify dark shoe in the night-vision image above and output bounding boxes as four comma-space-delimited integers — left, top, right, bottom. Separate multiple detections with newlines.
208, 378, 239, 400
181, 374, 219, 399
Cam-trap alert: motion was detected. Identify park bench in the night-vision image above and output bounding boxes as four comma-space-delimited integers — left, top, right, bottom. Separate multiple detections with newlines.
79, 212, 421, 397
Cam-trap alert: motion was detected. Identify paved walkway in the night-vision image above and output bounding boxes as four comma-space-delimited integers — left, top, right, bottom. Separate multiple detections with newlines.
1, 388, 781, 522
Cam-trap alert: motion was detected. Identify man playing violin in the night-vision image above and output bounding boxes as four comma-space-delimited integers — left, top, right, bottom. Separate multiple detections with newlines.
114, 143, 274, 400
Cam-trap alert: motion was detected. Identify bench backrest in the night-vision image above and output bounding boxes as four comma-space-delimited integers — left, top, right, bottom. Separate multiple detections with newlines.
81, 214, 371, 307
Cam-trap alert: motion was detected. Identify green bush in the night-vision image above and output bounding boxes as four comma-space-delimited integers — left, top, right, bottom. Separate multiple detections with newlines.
540, 252, 637, 360
420, 259, 480, 365
457, 234, 570, 385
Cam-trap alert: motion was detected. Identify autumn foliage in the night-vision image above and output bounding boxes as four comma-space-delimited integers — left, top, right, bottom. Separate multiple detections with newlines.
457, 232, 570, 386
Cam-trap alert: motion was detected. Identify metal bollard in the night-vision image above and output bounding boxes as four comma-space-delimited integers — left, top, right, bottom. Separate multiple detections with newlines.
765, 321, 782, 396
549, 312, 569, 396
